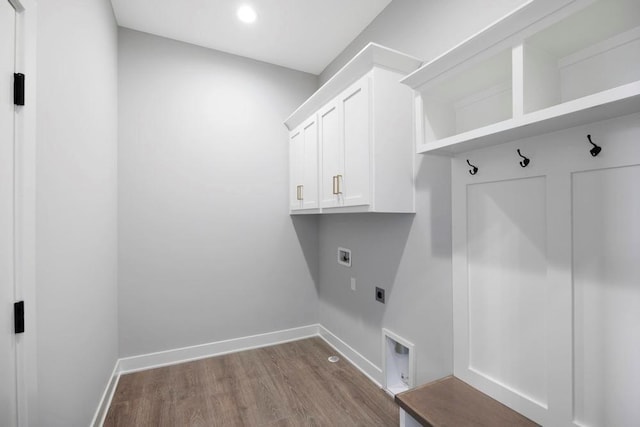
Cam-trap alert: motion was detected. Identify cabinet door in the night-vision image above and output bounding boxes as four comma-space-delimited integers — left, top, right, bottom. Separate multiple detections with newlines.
341, 76, 371, 207
301, 116, 319, 209
289, 128, 304, 210
319, 100, 343, 208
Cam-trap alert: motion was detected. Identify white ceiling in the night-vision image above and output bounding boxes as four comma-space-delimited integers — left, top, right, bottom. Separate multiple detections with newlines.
110, 0, 393, 75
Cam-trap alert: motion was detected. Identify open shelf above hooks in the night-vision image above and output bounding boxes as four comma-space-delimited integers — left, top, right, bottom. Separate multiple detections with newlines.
401, 0, 640, 155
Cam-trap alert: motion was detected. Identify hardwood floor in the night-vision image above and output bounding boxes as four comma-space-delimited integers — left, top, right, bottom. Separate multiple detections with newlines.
104, 337, 398, 426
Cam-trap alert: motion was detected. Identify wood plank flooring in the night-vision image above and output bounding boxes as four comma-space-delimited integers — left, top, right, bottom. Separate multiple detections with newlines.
104, 337, 398, 426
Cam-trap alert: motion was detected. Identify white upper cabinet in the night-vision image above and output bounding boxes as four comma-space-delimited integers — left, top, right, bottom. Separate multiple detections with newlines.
401, 0, 640, 155
289, 114, 319, 212
285, 43, 422, 214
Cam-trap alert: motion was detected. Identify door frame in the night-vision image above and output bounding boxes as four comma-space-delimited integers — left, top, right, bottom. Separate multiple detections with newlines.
8, 0, 37, 425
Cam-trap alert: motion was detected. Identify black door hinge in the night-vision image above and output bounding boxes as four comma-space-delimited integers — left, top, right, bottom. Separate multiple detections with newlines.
14, 73, 25, 106
14, 301, 24, 334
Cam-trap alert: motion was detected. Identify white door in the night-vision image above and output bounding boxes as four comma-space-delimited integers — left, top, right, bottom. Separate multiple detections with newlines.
301, 116, 318, 209
319, 100, 342, 208
1, 1, 18, 426
340, 76, 370, 207
289, 127, 303, 210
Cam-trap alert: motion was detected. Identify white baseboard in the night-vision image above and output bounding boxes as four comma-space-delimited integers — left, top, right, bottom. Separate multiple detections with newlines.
118, 324, 319, 374
90, 360, 121, 427
92, 323, 385, 425
318, 325, 383, 387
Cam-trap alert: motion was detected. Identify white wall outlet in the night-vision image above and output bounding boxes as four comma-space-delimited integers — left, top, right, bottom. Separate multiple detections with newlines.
337, 247, 351, 267
350, 277, 356, 291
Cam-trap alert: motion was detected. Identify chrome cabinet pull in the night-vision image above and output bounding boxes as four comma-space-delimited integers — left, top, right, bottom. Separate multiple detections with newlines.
336, 175, 343, 194
332, 176, 337, 195
296, 185, 303, 200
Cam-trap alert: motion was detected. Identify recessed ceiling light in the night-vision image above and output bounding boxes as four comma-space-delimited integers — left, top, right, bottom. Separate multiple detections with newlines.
237, 5, 257, 23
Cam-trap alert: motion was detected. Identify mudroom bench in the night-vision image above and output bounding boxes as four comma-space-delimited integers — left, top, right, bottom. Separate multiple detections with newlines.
395, 376, 539, 427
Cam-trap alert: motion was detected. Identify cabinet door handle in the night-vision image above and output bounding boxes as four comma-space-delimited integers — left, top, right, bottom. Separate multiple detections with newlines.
300, 185, 304, 200
332, 176, 337, 195
296, 185, 303, 200
336, 175, 343, 194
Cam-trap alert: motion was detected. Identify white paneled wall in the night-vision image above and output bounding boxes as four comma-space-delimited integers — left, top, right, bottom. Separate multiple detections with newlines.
452, 112, 640, 426
573, 166, 640, 427
467, 177, 547, 408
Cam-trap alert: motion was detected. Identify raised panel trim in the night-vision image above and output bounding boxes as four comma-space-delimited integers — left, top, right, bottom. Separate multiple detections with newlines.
571, 164, 640, 427
465, 176, 548, 409
452, 112, 640, 427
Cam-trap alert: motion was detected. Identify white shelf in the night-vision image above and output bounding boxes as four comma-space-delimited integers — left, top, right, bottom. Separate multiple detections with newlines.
403, 0, 640, 155
418, 81, 640, 155
399, 0, 584, 89
284, 43, 421, 131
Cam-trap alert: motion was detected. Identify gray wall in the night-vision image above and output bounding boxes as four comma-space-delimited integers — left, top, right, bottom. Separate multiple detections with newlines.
318, 159, 453, 385
36, 0, 119, 425
117, 29, 320, 357
317, 0, 528, 386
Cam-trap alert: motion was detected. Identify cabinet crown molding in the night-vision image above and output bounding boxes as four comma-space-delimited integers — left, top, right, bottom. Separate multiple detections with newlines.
284, 42, 422, 131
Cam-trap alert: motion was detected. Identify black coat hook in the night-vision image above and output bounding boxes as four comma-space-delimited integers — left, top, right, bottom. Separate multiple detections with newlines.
587, 134, 602, 157
517, 149, 530, 168
466, 159, 478, 175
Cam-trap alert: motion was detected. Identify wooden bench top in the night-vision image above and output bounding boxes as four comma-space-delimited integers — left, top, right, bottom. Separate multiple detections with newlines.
395, 376, 539, 427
